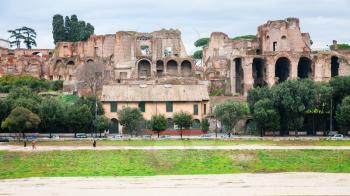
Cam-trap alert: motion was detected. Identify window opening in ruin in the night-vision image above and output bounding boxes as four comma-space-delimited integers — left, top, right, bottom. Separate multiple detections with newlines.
58, 75, 63, 80
273, 42, 277, 51
331, 56, 339, 77
67, 61, 75, 66
256, 49, 261, 55
275, 57, 291, 83
234, 58, 244, 95
297, 57, 312, 79
181, 60, 192, 77
167, 60, 178, 75
281, 35, 287, 40
156, 60, 164, 76
164, 47, 172, 57
138, 59, 151, 78
49, 75, 53, 80
252, 58, 266, 87
87, 59, 94, 64
140, 45, 150, 56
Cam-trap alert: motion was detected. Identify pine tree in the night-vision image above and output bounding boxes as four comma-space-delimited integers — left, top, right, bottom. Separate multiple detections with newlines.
52, 14, 65, 44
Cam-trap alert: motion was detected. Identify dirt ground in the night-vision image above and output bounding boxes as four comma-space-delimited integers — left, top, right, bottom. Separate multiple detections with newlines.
1, 173, 349, 196
1, 144, 350, 151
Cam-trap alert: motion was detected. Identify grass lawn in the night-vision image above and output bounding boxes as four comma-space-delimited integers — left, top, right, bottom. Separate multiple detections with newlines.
0, 150, 350, 179
4, 139, 350, 146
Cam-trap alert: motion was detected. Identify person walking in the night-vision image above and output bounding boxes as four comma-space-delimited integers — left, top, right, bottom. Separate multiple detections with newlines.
31, 140, 36, 150
23, 140, 27, 148
92, 140, 96, 148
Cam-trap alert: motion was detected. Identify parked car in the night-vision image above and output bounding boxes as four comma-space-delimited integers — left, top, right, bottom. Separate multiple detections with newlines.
143, 135, 152, 139
52, 135, 60, 140
0, 136, 10, 142
160, 135, 171, 139
25, 135, 37, 141
113, 135, 123, 140
329, 134, 344, 140
76, 133, 87, 138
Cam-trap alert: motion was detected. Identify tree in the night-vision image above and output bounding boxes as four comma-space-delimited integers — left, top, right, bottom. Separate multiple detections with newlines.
0, 99, 11, 130
8, 28, 23, 48
52, 14, 94, 43
117, 107, 143, 136
336, 96, 350, 134
1, 107, 40, 140
173, 111, 193, 139
214, 101, 247, 137
76, 96, 104, 119
20, 26, 37, 49
93, 115, 111, 137
253, 99, 280, 136
38, 98, 65, 137
194, 38, 209, 47
201, 118, 210, 133
149, 114, 168, 138
76, 62, 106, 95
193, 50, 203, 60
52, 14, 65, 43
65, 104, 92, 137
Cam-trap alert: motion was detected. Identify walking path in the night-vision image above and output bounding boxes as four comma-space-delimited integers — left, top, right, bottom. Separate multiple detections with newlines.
1, 145, 350, 151
1, 173, 350, 196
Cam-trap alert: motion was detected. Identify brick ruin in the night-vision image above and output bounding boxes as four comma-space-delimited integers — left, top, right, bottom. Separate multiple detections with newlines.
0, 18, 349, 96
203, 18, 350, 96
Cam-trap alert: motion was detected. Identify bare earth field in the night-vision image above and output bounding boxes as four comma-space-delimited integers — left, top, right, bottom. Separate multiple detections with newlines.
1, 173, 349, 196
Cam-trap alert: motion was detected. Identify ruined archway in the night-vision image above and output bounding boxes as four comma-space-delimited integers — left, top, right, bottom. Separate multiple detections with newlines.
87, 59, 94, 64
156, 60, 164, 76
297, 57, 312, 79
67, 61, 75, 66
181, 60, 192, 77
331, 56, 339, 77
252, 58, 266, 87
234, 58, 244, 95
138, 59, 151, 78
167, 60, 178, 75
275, 57, 290, 83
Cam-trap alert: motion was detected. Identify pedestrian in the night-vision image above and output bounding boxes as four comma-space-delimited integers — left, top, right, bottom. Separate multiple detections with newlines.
93, 140, 96, 148
31, 140, 36, 150
23, 140, 27, 148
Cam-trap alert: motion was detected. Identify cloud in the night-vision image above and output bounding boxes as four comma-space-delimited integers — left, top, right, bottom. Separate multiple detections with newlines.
0, 0, 349, 52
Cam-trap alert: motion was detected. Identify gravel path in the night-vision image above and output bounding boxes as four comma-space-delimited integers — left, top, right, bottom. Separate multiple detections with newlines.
1, 145, 350, 151
1, 173, 349, 196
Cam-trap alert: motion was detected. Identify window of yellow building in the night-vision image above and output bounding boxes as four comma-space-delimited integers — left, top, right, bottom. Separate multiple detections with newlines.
110, 102, 117, 112
166, 101, 173, 112
194, 103, 198, 115
204, 103, 207, 115
139, 102, 145, 112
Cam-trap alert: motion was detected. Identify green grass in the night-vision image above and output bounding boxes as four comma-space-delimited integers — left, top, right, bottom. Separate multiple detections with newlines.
5, 139, 350, 147
0, 150, 350, 179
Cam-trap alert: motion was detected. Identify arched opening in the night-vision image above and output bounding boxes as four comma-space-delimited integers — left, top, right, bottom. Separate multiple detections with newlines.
331, 56, 339, 77
138, 59, 151, 78
234, 58, 244, 95
192, 119, 201, 129
167, 60, 178, 75
252, 58, 266, 87
297, 57, 312, 79
156, 60, 164, 76
67, 61, 75, 66
181, 60, 192, 77
275, 57, 291, 83
32, 52, 42, 57
167, 118, 174, 130
87, 59, 94, 64
110, 118, 119, 134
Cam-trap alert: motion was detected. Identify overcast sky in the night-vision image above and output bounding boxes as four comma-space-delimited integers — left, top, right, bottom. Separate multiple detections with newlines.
0, 0, 349, 53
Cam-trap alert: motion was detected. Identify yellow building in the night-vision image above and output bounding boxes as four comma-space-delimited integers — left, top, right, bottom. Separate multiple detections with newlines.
101, 84, 210, 133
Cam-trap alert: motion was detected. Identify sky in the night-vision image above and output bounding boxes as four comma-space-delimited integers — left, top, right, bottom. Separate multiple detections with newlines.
0, 0, 349, 53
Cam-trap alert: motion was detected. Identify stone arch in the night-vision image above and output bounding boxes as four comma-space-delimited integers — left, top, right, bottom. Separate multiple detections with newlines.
275, 57, 291, 83
66, 61, 75, 66
234, 58, 244, 95
167, 118, 174, 130
110, 118, 119, 134
192, 119, 201, 129
297, 57, 312, 79
86, 59, 94, 64
156, 60, 164, 76
166, 60, 178, 75
137, 59, 151, 78
331, 56, 339, 77
181, 60, 192, 77
252, 58, 266, 87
